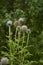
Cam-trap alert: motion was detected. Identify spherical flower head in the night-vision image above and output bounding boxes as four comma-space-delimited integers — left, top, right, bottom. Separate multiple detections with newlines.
1, 57, 9, 65
18, 18, 24, 24
21, 25, 28, 32
7, 20, 12, 26
27, 29, 31, 34
16, 26, 21, 31
14, 21, 21, 27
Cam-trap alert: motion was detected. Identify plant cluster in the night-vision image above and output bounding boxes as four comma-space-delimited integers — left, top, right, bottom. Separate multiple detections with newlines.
0, 0, 43, 65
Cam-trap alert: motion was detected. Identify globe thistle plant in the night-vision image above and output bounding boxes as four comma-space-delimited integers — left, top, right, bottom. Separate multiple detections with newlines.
4, 20, 31, 65
7, 20, 15, 65
1, 57, 9, 65
20, 25, 28, 46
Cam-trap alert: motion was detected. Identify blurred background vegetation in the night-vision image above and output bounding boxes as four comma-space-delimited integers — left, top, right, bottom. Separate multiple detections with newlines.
0, 0, 43, 65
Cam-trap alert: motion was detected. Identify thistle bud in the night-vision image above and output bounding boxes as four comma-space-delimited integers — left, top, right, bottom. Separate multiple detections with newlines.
16, 26, 21, 31
7, 20, 12, 26
21, 25, 28, 32
27, 29, 31, 33
1, 57, 9, 65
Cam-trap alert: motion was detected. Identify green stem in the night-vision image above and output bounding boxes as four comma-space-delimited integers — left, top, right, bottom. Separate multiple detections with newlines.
27, 33, 29, 46
9, 26, 14, 65
15, 29, 17, 42
9, 26, 11, 40
18, 31, 21, 45
22, 32, 25, 47
10, 53, 14, 65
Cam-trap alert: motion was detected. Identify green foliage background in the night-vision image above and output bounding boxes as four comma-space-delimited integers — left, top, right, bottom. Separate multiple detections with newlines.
0, 0, 43, 65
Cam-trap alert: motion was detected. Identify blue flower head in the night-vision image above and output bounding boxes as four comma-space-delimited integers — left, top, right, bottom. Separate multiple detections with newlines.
7, 20, 12, 26
18, 18, 24, 24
